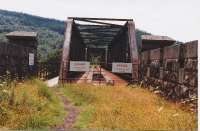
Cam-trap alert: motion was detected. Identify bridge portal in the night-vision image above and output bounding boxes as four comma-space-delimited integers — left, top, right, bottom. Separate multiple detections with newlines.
59, 17, 139, 83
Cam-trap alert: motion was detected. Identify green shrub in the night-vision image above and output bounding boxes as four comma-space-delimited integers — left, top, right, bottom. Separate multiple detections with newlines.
38, 86, 53, 101
0, 89, 10, 102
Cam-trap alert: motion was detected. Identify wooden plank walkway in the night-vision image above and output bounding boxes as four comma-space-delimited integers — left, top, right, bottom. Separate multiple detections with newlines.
100, 68, 128, 86
46, 67, 128, 86
76, 67, 128, 86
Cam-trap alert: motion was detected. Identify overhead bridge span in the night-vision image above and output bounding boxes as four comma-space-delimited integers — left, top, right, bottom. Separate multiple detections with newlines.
59, 17, 139, 84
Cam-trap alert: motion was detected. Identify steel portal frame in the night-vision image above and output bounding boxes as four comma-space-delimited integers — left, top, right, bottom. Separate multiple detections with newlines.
59, 17, 139, 83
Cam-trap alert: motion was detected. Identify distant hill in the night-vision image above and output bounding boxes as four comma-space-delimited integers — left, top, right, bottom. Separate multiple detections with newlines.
0, 9, 65, 61
0, 9, 150, 61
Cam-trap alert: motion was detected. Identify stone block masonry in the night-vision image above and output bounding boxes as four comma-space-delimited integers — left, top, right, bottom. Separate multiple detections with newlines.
140, 40, 198, 110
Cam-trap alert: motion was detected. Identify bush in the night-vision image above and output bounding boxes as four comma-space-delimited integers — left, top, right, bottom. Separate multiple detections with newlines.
38, 86, 53, 101
0, 89, 10, 102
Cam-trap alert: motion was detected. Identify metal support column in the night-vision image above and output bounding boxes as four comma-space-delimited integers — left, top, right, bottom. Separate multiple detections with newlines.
127, 21, 139, 82
105, 47, 108, 67
59, 19, 73, 83
85, 47, 88, 61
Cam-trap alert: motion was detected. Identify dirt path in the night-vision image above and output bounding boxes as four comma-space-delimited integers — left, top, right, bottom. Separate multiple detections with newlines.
46, 77, 80, 130
55, 92, 80, 130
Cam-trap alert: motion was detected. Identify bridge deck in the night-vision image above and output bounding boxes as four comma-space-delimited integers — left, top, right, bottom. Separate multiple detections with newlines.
76, 67, 128, 86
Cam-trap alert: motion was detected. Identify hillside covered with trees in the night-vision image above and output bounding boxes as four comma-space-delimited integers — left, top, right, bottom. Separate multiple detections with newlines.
0, 9, 149, 61
0, 9, 65, 61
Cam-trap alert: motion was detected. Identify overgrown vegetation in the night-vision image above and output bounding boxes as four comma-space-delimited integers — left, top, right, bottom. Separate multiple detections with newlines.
0, 79, 66, 130
60, 84, 197, 130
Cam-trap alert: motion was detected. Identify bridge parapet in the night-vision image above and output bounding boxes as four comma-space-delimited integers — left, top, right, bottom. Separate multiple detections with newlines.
140, 40, 198, 110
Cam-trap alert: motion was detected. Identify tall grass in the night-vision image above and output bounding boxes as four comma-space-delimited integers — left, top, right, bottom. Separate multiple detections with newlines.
0, 79, 66, 130
38, 84, 53, 101
60, 84, 197, 130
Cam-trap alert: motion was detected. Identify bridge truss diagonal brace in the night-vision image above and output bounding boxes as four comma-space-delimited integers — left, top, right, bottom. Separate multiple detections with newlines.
127, 21, 139, 82
59, 19, 73, 83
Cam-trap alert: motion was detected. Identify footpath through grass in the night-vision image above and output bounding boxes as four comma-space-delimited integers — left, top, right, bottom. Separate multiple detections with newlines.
60, 84, 197, 130
0, 79, 66, 130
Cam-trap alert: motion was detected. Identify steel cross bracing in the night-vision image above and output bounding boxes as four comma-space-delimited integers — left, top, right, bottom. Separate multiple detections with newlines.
76, 24, 122, 46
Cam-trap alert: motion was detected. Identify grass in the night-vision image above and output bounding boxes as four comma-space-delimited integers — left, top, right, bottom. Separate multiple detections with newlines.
60, 84, 197, 130
0, 79, 66, 130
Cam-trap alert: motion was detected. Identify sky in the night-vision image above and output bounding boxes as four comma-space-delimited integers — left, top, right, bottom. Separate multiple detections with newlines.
0, 0, 199, 42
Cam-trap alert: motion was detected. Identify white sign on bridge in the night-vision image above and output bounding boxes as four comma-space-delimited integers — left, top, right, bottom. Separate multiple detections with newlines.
112, 62, 132, 73
70, 61, 90, 72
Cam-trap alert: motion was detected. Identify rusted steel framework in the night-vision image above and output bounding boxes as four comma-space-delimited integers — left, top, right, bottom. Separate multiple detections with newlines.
59, 17, 139, 83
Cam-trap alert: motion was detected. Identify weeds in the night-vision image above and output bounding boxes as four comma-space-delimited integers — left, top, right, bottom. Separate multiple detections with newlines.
0, 106, 11, 126
8, 88, 15, 106
38, 85, 53, 101
0, 79, 66, 130
60, 84, 197, 130
22, 114, 51, 129
74, 105, 95, 129
0, 89, 9, 102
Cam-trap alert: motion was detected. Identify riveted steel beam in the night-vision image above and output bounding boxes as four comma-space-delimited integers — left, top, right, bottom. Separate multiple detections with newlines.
127, 21, 139, 82
59, 19, 73, 83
